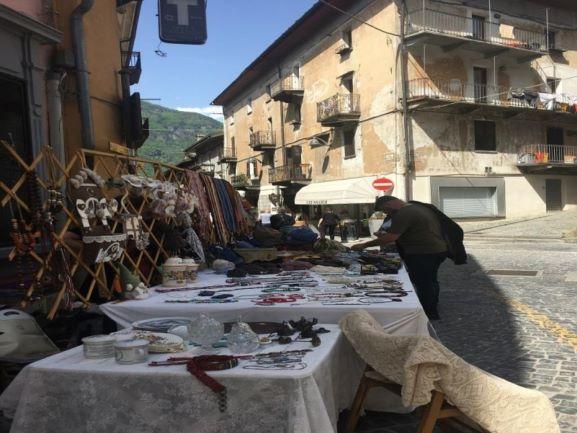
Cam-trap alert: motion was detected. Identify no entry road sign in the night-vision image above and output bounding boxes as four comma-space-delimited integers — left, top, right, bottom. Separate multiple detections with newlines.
372, 177, 394, 192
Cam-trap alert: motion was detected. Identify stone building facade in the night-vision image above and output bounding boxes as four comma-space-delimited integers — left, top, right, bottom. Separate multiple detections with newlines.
213, 0, 577, 220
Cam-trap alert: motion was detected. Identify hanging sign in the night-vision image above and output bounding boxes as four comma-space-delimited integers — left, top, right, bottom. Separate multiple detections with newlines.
372, 177, 394, 192
158, 0, 207, 45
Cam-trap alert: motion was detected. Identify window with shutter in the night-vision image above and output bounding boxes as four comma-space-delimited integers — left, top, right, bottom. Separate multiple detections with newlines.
474, 121, 496, 151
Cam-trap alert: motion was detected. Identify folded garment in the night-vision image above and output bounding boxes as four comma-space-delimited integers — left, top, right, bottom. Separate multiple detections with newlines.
311, 265, 347, 275
340, 310, 561, 433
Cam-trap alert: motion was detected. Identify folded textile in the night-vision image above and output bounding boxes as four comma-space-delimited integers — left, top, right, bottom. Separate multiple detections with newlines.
202, 175, 230, 244
186, 171, 214, 244
311, 265, 346, 275
339, 310, 560, 433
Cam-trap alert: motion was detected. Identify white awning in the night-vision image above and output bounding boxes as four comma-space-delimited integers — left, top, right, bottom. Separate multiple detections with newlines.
295, 176, 384, 205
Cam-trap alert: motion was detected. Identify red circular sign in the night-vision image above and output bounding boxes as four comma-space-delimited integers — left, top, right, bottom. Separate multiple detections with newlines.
372, 177, 394, 192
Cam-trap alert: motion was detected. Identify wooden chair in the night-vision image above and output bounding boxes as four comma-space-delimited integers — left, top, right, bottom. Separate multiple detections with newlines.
345, 369, 491, 433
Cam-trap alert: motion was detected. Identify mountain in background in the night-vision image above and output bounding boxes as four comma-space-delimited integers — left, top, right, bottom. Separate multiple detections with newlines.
138, 101, 222, 166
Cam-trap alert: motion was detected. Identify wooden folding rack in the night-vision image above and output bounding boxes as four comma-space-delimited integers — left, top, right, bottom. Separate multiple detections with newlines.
0, 141, 194, 319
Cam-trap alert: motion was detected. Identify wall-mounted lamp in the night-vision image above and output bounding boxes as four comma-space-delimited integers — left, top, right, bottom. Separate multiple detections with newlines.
309, 135, 331, 147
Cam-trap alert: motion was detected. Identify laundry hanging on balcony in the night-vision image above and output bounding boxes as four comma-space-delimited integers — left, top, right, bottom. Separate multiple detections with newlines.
509, 88, 577, 113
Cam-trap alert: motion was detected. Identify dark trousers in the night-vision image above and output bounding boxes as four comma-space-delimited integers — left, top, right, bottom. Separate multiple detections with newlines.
321, 224, 336, 240
402, 252, 447, 317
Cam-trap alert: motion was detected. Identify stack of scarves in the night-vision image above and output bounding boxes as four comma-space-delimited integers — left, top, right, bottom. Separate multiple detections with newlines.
200, 176, 251, 245
202, 175, 231, 245
225, 182, 250, 236
186, 171, 214, 245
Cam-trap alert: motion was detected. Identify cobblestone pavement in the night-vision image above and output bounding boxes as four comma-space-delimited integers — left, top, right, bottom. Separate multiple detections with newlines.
354, 223, 577, 433
459, 208, 577, 238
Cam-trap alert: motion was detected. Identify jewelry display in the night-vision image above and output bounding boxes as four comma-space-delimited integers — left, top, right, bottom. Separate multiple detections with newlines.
187, 315, 224, 350
227, 322, 260, 354
165, 299, 239, 304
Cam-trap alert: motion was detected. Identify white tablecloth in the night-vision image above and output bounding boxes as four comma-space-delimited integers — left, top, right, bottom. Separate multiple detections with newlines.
100, 268, 429, 336
0, 325, 363, 433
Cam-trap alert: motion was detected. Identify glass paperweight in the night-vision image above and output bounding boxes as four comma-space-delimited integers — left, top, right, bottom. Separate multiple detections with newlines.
187, 314, 224, 350
167, 325, 191, 344
227, 322, 260, 354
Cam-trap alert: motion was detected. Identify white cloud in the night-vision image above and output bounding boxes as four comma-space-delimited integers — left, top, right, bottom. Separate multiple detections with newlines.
176, 106, 224, 122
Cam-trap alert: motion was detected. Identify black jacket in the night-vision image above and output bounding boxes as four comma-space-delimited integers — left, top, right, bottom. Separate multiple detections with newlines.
408, 201, 467, 265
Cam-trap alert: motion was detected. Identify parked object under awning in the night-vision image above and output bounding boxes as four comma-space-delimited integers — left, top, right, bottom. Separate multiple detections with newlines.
295, 176, 385, 205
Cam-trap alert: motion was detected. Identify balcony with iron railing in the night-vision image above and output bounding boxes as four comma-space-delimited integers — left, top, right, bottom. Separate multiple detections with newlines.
218, 147, 237, 163
271, 76, 304, 103
316, 93, 360, 126
517, 145, 577, 173
269, 164, 312, 185
406, 9, 547, 58
406, 78, 577, 120
121, 51, 142, 85
230, 174, 260, 189
249, 131, 276, 151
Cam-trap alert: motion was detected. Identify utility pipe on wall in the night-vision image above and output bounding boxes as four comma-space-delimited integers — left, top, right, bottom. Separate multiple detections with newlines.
399, 0, 413, 201
46, 71, 66, 165
70, 0, 95, 150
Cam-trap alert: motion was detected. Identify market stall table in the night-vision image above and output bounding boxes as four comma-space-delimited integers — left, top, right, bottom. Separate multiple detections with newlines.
100, 267, 429, 336
0, 325, 363, 433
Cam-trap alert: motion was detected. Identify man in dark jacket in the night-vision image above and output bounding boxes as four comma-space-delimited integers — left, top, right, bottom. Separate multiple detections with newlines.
319, 208, 340, 240
352, 196, 449, 320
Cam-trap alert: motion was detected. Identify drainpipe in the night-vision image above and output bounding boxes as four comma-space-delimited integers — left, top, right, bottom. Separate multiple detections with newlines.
399, 0, 413, 201
71, 0, 95, 151
46, 71, 67, 165
277, 66, 287, 167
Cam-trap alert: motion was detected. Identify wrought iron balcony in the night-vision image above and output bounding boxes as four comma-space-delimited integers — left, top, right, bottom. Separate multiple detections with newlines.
518, 144, 577, 169
408, 78, 521, 106
271, 76, 304, 103
406, 78, 577, 120
316, 93, 360, 126
406, 9, 547, 59
230, 174, 260, 189
249, 131, 276, 151
269, 164, 311, 185
218, 147, 237, 163
121, 51, 142, 85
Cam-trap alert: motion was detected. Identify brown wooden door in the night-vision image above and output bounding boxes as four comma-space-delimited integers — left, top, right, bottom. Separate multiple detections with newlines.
473, 67, 487, 102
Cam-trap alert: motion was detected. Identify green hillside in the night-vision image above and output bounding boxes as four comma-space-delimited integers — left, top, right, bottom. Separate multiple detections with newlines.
138, 101, 222, 165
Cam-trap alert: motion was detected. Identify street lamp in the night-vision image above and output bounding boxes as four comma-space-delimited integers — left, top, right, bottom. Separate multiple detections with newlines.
309, 134, 331, 147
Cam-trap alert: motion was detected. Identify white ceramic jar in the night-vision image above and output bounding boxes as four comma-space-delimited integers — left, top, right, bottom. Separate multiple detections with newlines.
82, 335, 116, 359
162, 257, 186, 287
182, 258, 199, 284
114, 339, 149, 364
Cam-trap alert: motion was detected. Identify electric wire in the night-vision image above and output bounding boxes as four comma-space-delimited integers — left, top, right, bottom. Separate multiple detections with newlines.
317, 0, 400, 37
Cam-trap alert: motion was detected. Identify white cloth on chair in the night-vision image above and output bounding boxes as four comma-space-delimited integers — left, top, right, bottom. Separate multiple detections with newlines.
339, 310, 560, 433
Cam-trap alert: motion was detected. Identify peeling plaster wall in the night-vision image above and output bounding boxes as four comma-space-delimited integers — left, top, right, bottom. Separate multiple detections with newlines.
221, 0, 577, 217
221, 0, 401, 191
410, 111, 577, 176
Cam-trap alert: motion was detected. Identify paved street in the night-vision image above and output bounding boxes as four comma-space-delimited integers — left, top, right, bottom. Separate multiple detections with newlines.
354, 211, 577, 433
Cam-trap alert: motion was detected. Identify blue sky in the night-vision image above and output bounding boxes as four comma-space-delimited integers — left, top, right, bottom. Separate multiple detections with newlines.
133, 1, 316, 120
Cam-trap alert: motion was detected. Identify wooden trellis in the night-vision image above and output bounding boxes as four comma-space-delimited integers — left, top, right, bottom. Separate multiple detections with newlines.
0, 141, 194, 319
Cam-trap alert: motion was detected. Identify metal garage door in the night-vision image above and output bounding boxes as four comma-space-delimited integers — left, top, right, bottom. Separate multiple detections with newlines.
439, 187, 497, 218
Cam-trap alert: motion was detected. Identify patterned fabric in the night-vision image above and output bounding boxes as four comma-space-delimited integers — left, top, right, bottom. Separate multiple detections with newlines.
225, 182, 250, 237
339, 310, 560, 433
186, 171, 214, 245
201, 175, 230, 245
214, 179, 236, 234
182, 227, 206, 263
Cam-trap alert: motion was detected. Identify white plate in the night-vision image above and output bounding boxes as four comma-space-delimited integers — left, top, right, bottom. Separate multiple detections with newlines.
130, 331, 186, 353
131, 317, 193, 333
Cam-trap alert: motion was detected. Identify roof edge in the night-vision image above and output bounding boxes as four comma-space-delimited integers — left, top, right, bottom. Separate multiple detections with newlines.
212, 0, 353, 107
